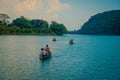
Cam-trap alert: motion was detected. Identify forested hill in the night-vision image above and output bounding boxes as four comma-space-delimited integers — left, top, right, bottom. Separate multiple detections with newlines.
77, 10, 120, 35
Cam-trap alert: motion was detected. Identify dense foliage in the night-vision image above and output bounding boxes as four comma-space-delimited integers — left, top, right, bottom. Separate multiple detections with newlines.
0, 14, 10, 25
30, 19, 48, 28
0, 16, 68, 35
77, 10, 120, 35
50, 21, 67, 35
12, 16, 33, 28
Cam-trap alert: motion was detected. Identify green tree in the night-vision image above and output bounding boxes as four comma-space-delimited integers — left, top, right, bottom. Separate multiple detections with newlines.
30, 19, 41, 28
79, 10, 120, 35
30, 19, 49, 28
40, 19, 49, 28
12, 16, 33, 28
50, 21, 67, 35
0, 14, 10, 25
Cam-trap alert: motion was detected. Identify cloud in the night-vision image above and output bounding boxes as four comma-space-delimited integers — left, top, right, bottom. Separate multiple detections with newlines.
0, 0, 3, 2
46, 0, 70, 14
0, 0, 70, 22
14, 0, 43, 15
0, 0, 43, 16
43, 0, 71, 22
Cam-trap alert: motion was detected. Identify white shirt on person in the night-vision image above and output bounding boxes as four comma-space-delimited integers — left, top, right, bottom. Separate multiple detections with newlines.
41, 50, 47, 55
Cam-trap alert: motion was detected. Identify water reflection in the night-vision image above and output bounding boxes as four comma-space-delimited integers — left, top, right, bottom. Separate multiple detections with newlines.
38, 56, 52, 79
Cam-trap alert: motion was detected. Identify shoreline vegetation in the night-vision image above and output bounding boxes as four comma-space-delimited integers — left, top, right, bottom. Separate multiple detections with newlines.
1, 10, 120, 36
0, 15, 67, 36
68, 10, 120, 35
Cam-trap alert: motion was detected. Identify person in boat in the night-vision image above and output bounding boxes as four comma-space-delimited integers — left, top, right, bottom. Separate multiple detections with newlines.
40, 48, 47, 57
52, 38, 56, 41
44, 44, 51, 55
69, 39, 74, 44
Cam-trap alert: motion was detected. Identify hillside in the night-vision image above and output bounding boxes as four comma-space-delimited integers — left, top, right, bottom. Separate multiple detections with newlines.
78, 10, 120, 35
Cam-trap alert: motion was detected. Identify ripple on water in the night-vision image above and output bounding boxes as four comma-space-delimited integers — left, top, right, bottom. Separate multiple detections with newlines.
0, 35, 120, 80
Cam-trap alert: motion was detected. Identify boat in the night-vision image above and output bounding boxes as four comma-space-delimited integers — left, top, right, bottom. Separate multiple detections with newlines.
69, 39, 74, 44
69, 41, 74, 44
52, 38, 56, 42
39, 54, 51, 60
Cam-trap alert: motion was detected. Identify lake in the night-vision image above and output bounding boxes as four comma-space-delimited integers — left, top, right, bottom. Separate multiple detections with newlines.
0, 35, 120, 80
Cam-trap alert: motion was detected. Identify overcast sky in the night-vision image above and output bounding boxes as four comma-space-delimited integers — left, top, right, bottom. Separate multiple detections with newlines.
0, 0, 120, 30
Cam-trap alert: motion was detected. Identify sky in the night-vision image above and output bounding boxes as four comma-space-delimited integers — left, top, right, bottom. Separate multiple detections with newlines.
0, 0, 120, 30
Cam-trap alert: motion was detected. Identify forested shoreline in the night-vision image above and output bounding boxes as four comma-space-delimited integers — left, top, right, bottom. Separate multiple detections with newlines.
69, 10, 120, 35
0, 15, 68, 35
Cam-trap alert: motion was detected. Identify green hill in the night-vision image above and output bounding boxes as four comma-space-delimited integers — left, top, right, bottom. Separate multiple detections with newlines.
78, 10, 120, 35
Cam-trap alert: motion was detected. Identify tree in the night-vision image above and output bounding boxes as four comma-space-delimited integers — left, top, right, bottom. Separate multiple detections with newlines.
50, 21, 67, 35
40, 19, 49, 28
30, 19, 49, 28
30, 19, 41, 28
78, 10, 120, 35
0, 14, 10, 25
0, 14, 68, 35
12, 16, 33, 28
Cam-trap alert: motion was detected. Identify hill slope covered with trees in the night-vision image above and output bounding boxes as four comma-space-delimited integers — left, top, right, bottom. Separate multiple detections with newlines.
77, 10, 120, 35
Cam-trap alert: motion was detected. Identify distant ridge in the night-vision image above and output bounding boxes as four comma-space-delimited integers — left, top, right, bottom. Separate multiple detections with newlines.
78, 10, 120, 35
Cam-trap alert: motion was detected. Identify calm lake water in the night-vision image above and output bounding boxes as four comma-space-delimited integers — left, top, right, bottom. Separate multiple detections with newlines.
0, 35, 120, 80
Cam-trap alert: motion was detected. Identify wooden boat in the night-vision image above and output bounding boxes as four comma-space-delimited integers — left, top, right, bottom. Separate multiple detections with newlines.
69, 41, 74, 44
39, 54, 51, 60
69, 39, 74, 44
52, 38, 56, 42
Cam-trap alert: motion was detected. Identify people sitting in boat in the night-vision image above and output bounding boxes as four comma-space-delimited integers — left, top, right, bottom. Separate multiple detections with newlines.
69, 39, 74, 44
40, 48, 47, 57
52, 38, 56, 41
44, 44, 51, 55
